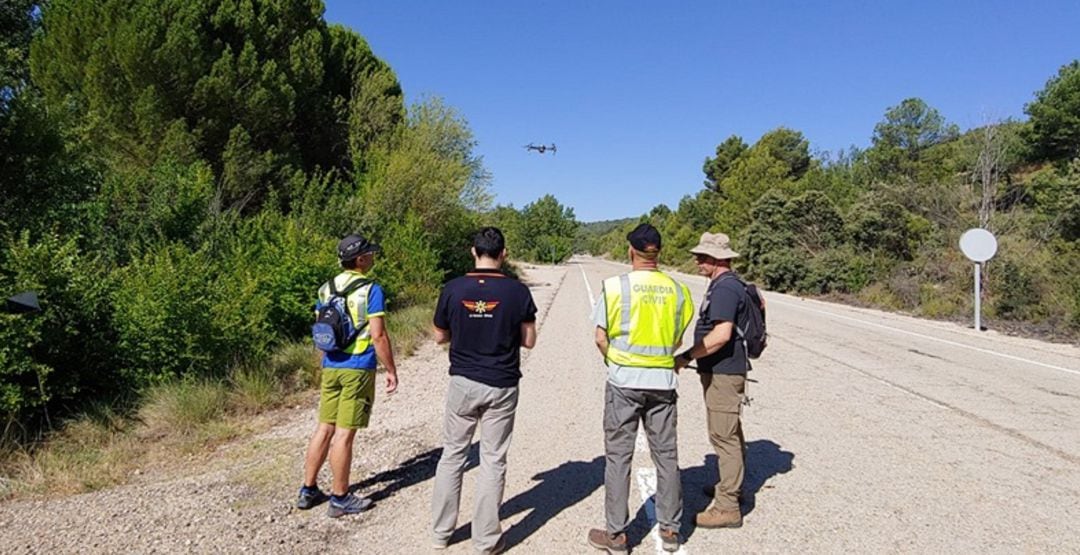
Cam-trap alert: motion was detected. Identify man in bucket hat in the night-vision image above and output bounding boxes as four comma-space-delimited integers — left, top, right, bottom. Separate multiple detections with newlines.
296, 233, 400, 517
675, 232, 750, 529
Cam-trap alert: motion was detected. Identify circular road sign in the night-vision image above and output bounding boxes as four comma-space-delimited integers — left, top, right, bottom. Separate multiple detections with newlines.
959, 228, 998, 262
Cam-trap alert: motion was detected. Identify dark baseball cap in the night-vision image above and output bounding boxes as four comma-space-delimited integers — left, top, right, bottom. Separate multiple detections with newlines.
337, 233, 381, 261
626, 223, 662, 252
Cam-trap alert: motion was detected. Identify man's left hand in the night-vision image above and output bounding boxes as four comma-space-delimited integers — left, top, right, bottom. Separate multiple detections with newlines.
385, 370, 399, 394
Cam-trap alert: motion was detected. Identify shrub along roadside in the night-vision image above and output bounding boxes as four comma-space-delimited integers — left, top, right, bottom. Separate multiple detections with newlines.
0, 299, 436, 499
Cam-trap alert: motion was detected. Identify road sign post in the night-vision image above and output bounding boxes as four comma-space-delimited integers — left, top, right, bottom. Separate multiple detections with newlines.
959, 228, 998, 332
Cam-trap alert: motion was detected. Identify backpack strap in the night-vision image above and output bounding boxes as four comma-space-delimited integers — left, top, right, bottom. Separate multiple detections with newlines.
339, 278, 374, 339
716, 272, 749, 340
339, 278, 372, 297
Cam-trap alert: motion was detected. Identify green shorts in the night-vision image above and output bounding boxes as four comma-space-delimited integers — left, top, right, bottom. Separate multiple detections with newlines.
318, 369, 375, 430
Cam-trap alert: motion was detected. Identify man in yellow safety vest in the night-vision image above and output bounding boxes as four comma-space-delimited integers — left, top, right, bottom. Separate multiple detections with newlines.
587, 223, 694, 554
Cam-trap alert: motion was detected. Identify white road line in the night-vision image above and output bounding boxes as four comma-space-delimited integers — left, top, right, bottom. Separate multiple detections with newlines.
635, 428, 648, 452
578, 262, 596, 307
634, 468, 662, 555
769, 298, 1080, 378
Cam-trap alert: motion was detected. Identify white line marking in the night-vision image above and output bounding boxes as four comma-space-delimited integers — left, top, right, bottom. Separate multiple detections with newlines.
635, 467, 687, 555
769, 298, 1080, 377
635, 428, 648, 453
578, 262, 596, 307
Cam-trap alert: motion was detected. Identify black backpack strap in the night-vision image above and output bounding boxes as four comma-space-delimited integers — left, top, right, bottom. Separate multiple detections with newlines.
716, 272, 750, 339
339, 278, 372, 297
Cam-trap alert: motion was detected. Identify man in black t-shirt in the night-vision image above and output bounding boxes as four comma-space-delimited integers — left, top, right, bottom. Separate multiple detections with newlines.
675, 231, 750, 530
430, 227, 537, 554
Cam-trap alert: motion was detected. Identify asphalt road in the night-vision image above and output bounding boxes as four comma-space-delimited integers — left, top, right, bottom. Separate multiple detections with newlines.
3, 256, 1077, 554
537, 255, 1080, 554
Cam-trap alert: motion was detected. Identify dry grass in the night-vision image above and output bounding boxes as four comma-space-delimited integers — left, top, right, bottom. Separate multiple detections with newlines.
0, 315, 433, 500
1, 407, 140, 497
0, 340, 322, 499
386, 303, 435, 359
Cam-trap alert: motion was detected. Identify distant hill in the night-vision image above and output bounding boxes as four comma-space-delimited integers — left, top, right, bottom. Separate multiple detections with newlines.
579, 217, 638, 235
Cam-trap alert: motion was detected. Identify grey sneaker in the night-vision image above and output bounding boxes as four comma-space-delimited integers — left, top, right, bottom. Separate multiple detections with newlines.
326, 493, 373, 518
296, 486, 328, 510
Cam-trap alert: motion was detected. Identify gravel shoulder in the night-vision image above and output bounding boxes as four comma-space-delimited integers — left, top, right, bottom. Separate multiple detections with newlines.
0, 263, 567, 555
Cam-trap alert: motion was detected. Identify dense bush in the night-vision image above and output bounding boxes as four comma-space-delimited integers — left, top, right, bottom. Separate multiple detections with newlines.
0, 233, 119, 430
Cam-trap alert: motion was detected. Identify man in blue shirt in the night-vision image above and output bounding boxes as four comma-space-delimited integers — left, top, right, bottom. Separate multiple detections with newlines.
296, 233, 400, 518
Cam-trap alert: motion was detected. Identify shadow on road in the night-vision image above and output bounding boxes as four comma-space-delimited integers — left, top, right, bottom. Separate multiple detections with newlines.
348, 443, 479, 503
674, 439, 795, 541
448, 456, 605, 550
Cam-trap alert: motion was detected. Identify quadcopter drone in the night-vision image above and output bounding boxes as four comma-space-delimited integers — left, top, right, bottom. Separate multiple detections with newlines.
524, 143, 557, 155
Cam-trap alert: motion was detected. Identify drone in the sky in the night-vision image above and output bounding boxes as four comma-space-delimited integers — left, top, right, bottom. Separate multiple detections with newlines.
524, 143, 557, 155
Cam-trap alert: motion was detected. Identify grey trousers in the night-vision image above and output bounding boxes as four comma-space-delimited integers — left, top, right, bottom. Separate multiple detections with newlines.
604, 382, 682, 535
432, 375, 519, 552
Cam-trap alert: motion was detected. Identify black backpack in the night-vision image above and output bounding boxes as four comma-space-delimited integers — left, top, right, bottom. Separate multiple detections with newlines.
719, 273, 768, 359
312, 278, 371, 352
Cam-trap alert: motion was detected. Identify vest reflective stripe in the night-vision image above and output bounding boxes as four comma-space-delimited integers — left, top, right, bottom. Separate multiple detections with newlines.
603, 271, 692, 369
319, 276, 374, 354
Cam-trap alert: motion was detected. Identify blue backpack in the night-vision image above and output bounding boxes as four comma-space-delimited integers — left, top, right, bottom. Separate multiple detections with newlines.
312, 278, 371, 352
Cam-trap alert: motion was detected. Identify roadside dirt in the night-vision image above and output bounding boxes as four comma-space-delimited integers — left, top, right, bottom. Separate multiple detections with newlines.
0, 264, 567, 554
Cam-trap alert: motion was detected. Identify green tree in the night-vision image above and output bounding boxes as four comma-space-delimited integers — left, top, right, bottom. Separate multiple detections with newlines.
703, 135, 747, 191
518, 195, 579, 263
714, 146, 794, 231
1, 0, 35, 94
1025, 60, 1080, 162
756, 127, 812, 179
867, 98, 958, 178
31, 0, 404, 212
1, 0, 97, 238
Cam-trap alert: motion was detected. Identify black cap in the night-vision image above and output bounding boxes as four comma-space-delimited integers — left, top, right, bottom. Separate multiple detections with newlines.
337, 234, 381, 261
626, 223, 662, 252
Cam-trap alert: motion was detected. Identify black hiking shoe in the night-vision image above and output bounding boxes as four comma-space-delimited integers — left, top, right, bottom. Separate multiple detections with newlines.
296, 486, 328, 510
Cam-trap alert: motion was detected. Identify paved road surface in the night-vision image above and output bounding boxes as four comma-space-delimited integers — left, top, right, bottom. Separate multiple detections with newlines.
3, 256, 1078, 553
565, 256, 1080, 553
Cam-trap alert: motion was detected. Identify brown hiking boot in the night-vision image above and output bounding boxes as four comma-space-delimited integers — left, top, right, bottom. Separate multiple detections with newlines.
696, 505, 742, 528
588, 528, 628, 553
659, 528, 680, 552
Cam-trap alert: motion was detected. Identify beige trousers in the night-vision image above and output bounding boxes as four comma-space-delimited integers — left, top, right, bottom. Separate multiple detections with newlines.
700, 372, 746, 511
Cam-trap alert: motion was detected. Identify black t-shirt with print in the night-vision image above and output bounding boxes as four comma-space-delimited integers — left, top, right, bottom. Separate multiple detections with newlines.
693, 272, 751, 375
434, 269, 538, 388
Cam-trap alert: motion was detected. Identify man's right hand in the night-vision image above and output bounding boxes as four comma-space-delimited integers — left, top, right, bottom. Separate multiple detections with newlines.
674, 352, 691, 372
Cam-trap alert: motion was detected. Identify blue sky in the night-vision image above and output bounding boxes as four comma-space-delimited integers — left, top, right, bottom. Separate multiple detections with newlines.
325, 1, 1080, 222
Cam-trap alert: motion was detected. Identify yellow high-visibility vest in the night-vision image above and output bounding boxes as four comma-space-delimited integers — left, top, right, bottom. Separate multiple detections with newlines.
317, 271, 375, 354
603, 270, 693, 369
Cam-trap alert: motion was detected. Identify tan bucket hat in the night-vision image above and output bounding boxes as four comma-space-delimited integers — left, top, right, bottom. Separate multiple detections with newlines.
688, 232, 740, 260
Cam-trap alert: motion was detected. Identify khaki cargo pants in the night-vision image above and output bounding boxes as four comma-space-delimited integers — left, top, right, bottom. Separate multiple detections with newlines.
700, 372, 746, 511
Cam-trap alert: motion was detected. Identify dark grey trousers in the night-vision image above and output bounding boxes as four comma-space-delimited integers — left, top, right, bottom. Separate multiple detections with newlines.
604, 382, 682, 535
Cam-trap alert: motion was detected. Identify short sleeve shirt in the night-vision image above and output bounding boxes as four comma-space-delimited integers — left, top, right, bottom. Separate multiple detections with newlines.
694, 272, 750, 375
434, 270, 537, 388
317, 271, 386, 370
